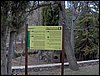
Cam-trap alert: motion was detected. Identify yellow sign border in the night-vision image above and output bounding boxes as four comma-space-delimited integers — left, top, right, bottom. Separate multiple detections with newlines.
28, 26, 62, 50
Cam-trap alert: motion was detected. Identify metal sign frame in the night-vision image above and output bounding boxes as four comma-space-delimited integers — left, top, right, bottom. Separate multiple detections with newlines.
25, 25, 64, 75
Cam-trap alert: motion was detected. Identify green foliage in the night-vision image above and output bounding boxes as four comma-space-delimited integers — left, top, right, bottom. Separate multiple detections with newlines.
75, 12, 99, 59
42, 5, 59, 26
67, 1, 99, 60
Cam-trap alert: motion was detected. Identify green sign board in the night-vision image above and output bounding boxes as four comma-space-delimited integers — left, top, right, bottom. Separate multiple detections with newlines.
28, 26, 62, 50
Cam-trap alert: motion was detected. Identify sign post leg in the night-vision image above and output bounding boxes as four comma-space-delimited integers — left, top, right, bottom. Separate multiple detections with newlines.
25, 24, 28, 75
61, 49, 64, 75
61, 25, 64, 75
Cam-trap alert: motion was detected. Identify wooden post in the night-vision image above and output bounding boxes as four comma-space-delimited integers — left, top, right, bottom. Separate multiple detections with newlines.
61, 24, 64, 75
25, 24, 28, 75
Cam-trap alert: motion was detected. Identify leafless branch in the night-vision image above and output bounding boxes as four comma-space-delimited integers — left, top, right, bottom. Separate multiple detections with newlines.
18, 2, 59, 26
27, 2, 58, 12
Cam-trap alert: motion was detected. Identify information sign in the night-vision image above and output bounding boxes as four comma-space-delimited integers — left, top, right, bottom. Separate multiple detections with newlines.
28, 26, 62, 50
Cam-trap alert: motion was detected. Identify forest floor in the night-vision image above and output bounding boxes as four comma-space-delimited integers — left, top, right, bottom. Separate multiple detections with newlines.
12, 44, 99, 75
12, 53, 99, 75
13, 64, 99, 75
12, 53, 61, 66
12, 43, 63, 66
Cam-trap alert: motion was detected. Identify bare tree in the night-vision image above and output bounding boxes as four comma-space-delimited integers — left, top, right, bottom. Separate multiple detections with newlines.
59, 1, 79, 71
1, 1, 10, 74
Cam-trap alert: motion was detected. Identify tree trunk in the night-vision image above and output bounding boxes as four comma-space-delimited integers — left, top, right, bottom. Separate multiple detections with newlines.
12, 33, 17, 59
7, 31, 15, 75
71, 16, 75, 52
59, 1, 79, 71
1, 31, 8, 75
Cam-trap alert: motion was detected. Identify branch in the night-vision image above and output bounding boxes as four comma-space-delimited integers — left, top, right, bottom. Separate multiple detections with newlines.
27, 2, 58, 12
73, 11, 85, 22
18, 2, 59, 26
93, 1, 99, 8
